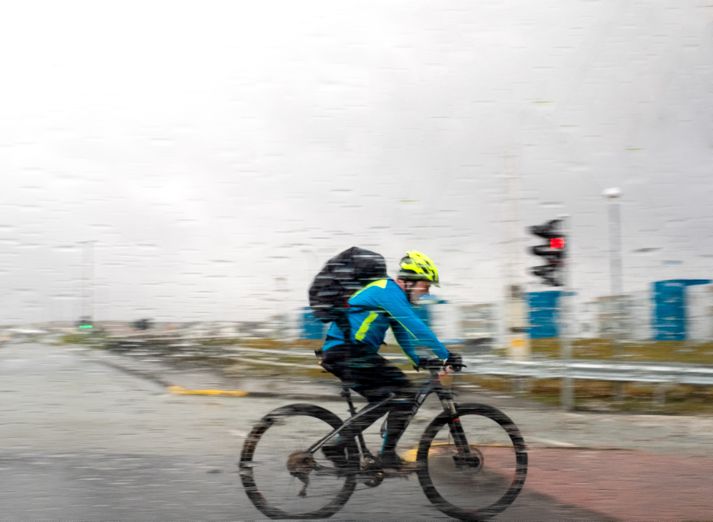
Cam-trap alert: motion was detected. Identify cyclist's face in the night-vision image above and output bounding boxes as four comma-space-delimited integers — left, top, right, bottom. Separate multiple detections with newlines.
409, 280, 431, 303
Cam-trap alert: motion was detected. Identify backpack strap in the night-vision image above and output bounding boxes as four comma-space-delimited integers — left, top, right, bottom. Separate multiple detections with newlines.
334, 311, 352, 344
332, 304, 369, 343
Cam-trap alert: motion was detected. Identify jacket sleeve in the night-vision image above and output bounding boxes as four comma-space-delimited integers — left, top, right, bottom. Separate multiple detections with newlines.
381, 291, 450, 365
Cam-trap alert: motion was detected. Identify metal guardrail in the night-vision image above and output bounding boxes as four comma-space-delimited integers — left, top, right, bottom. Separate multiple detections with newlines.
460, 355, 713, 386
228, 349, 713, 386
96, 335, 713, 387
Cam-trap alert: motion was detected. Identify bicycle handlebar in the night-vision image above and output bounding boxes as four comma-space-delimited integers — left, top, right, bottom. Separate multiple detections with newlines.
417, 357, 466, 372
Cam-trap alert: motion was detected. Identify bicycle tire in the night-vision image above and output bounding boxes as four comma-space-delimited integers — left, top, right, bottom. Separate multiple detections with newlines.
239, 403, 357, 519
416, 403, 528, 521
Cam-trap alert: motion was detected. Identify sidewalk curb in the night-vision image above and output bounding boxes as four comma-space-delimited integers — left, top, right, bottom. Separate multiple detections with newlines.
81, 347, 346, 402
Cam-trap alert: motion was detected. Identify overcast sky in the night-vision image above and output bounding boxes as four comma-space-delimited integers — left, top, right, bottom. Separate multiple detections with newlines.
1, 0, 712, 324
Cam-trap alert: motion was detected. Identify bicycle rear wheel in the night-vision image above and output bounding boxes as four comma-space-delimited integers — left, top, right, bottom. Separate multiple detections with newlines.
417, 403, 528, 520
239, 403, 357, 519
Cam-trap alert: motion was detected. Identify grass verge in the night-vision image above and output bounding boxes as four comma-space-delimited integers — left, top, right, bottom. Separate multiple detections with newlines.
528, 338, 713, 365
464, 375, 713, 415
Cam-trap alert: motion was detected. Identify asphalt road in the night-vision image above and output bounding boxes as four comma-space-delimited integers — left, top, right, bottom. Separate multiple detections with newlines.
2, 341, 712, 520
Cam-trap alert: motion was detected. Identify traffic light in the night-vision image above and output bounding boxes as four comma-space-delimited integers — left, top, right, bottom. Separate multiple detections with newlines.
528, 218, 566, 286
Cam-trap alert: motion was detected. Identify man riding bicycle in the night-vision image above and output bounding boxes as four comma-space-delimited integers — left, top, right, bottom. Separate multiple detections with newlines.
317, 250, 463, 471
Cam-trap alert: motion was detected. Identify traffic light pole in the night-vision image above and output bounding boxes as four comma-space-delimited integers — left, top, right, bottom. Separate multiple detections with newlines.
558, 215, 574, 410
526, 215, 572, 409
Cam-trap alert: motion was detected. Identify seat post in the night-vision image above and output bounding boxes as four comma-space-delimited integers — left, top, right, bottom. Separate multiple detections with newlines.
341, 386, 358, 416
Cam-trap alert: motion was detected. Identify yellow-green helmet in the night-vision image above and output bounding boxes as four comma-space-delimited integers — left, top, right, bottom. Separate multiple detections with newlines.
398, 250, 440, 286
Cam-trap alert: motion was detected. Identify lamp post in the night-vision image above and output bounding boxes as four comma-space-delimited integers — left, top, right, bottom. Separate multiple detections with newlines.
603, 188, 623, 296
603, 187, 623, 346
503, 160, 530, 361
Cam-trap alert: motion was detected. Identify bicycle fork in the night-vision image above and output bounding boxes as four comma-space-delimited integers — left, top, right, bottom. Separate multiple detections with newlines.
440, 396, 481, 470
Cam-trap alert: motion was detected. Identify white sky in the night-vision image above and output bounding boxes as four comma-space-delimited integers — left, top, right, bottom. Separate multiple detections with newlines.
1, 0, 712, 323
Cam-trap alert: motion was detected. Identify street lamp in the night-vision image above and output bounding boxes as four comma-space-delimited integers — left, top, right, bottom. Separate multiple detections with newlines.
603, 188, 622, 296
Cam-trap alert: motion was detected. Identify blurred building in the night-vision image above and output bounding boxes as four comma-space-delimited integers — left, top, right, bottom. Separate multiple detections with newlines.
575, 300, 598, 339
594, 292, 651, 341
459, 303, 497, 347
687, 283, 713, 341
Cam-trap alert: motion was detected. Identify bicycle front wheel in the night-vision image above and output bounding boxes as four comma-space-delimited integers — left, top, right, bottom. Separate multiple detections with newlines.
239, 403, 356, 519
417, 403, 528, 520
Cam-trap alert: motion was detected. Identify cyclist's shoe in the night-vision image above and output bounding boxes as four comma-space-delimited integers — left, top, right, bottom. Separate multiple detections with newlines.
378, 452, 419, 474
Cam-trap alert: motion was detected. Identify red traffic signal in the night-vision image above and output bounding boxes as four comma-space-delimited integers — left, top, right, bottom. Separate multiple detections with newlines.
550, 237, 565, 250
527, 218, 567, 286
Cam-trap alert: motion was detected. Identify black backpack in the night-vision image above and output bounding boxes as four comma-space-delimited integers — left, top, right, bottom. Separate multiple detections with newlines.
308, 247, 387, 337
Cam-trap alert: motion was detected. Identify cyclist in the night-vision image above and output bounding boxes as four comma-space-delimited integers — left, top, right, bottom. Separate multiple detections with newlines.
317, 250, 463, 471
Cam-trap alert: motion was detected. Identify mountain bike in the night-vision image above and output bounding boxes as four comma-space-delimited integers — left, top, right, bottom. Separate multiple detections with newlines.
239, 360, 528, 520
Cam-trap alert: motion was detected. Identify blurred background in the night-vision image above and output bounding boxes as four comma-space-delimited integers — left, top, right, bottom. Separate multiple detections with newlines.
1, 0, 711, 326
2, 0, 713, 398
2, 2, 713, 520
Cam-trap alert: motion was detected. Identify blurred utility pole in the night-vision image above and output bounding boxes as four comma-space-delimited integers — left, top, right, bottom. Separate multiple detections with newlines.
80, 240, 95, 322
274, 276, 289, 340
502, 156, 530, 361
603, 188, 623, 344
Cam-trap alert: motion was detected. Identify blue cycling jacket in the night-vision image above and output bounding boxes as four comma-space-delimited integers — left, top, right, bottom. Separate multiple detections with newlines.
321, 278, 450, 366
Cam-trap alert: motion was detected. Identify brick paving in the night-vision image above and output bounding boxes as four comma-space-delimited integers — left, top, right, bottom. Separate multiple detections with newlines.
525, 448, 713, 520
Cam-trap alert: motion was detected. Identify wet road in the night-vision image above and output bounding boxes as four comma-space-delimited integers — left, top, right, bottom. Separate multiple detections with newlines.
2, 341, 712, 520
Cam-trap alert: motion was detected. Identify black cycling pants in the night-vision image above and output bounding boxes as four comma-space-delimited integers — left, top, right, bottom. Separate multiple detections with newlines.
319, 344, 416, 453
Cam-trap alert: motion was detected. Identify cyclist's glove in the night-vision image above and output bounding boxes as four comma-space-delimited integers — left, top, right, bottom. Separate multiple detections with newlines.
446, 352, 464, 372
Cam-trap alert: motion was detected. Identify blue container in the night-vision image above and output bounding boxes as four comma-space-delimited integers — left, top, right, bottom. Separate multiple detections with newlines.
527, 291, 562, 339
301, 307, 327, 340
652, 279, 711, 341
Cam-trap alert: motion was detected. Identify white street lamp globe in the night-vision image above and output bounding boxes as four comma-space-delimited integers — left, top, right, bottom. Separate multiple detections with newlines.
603, 187, 621, 199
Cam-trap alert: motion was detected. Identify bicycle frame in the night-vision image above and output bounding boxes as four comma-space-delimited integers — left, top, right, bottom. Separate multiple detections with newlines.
306, 368, 471, 465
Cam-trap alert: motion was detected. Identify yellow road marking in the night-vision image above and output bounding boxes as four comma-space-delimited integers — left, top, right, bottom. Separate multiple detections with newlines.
167, 385, 249, 397
402, 448, 418, 462
401, 442, 453, 462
